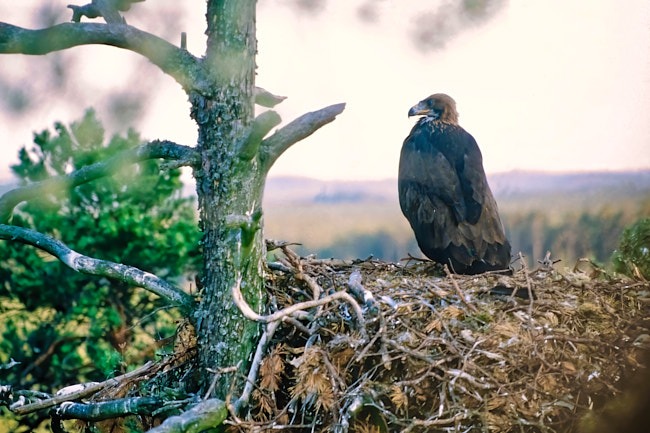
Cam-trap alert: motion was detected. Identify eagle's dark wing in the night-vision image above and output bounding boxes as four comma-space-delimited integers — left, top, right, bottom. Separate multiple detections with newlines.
458, 132, 510, 254
399, 121, 464, 249
398, 120, 510, 273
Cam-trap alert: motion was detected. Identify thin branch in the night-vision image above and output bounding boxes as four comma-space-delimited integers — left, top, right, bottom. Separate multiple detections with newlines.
444, 266, 478, 314
11, 361, 154, 415
21, 336, 83, 379
280, 244, 320, 299
234, 321, 279, 412
231, 275, 367, 339
518, 252, 535, 318
402, 412, 469, 433
260, 102, 346, 173
0, 225, 195, 312
0, 22, 212, 94
0, 140, 198, 223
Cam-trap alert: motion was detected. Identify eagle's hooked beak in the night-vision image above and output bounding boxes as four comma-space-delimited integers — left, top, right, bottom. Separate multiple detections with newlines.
408, 101, 431, 117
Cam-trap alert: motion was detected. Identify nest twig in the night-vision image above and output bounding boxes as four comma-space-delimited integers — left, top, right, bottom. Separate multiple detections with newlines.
229, 247, 650, 433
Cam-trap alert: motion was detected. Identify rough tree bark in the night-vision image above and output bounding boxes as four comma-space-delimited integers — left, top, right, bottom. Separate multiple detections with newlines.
192, 0, 265, 398
0, 0, 345, 411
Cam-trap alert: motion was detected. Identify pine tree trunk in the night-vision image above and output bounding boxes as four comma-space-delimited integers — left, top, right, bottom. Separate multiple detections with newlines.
192, 0, 263, 399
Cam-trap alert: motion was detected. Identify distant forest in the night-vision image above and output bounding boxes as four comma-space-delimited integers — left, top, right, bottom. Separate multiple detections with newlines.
501, 201, 648, 269
263, 171, 650, 270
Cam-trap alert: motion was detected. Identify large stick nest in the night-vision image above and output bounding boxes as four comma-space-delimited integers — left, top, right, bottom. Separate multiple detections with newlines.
230, 247, 650, 433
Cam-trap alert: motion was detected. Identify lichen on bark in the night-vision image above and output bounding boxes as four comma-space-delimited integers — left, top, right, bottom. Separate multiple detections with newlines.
193, 0, 264, 399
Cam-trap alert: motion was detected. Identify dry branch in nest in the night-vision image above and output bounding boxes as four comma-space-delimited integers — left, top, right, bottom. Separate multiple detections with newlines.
230, 248, 650, 433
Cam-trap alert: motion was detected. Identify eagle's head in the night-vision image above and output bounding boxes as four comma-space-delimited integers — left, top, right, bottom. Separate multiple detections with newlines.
408, 93, 459, 124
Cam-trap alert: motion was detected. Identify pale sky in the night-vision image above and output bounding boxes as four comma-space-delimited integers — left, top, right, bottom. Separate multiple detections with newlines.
0, 1, 649, 181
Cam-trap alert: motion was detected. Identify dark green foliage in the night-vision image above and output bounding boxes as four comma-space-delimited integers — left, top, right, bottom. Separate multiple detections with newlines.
612, 218, 650, 279
0, 110, 200, 402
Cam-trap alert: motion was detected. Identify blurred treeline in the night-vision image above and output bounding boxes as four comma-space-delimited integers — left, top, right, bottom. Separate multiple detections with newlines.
263, 176, 650, 269
503, 203, 648, 269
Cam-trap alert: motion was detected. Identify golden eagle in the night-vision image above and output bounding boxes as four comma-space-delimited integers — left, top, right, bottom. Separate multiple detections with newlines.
399, 93, 511, 274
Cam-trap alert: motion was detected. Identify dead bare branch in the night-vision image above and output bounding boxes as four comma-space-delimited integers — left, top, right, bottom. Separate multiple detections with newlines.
235, 321, 279, 412
517, 252, 535, 317
232, 275, 366, 337
11, 361, 154, 415
260, 103, 346, 173
0, 225, 194, 312
445, 266, 479, 314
